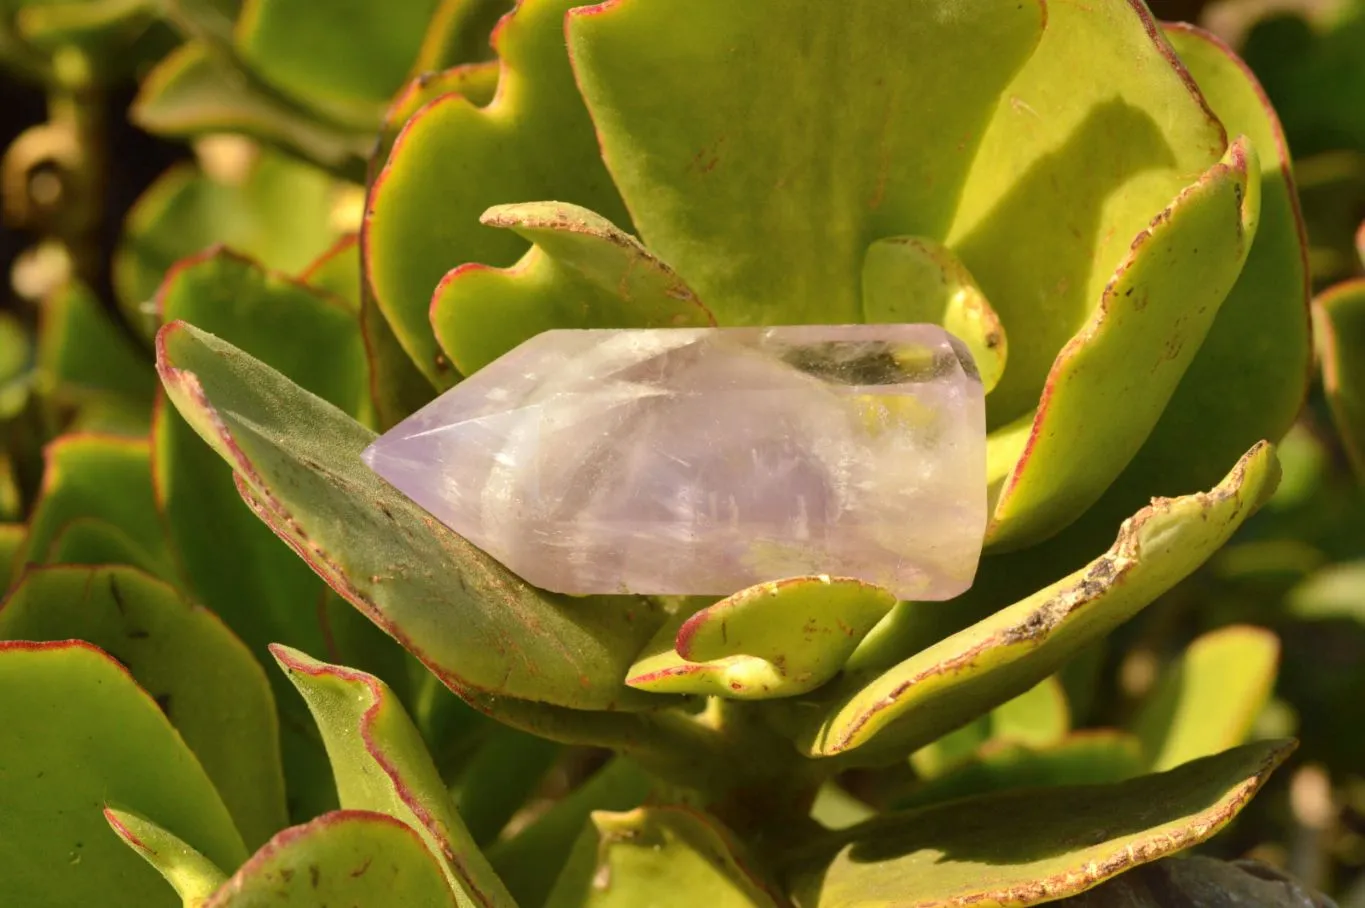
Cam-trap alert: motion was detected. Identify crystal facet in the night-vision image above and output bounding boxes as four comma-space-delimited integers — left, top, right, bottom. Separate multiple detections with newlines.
362, 326, 986, 599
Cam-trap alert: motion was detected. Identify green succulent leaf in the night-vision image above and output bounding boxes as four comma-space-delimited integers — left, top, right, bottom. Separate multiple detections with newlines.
567, 0, 1043, 328
411, 0, 511, 72
295, 234, 438, 430
0, 640, 247, 906
116, 150, 344, 335
893, 731, 1146, 813
155, 320, 666, 711
0, 565, 288, 848
365, 0, 631, 386
132, 42, 372, 181
370, 62, 499, 192
0, 522, 24, 590
776, 441, 1279, 761
946, 0, 1226, 428
234, 0, 444, 128
298, 233, 361, 308
153, 248, 387, 820
44, 515, 164, 572
862, 237, 1007, 393
37, 280, 156, 428
271, 645, 515, 907
909, 675, 1070, 780
1085, 23, 1312, 532
1288, 558, 1365, 621
986, 137, 1260, 548
627, 576, 897, 700
1131, 625, 1280, 772
431, 201, 715, 374
489, 758, 654, 908
204, 810, 459, 907
547, 807, 782, 908
106, 808, 228, 908
154, 248, 368, 416
786, 739, 1294, 908
20, 433, 174, 576
1316, 276, 1365, 477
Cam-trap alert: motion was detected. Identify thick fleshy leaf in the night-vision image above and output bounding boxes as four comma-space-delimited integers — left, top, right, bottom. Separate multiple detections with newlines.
568, 0, 1043, 327
1086, 24, 1313, 532
546, 807, 781, 908
909, 675, 1070, 780
116, 151, 342, 334
489, 758, 654, 908
299, 234, 437, 430
0, 640, 247, 905
234, 0, 443, 127
37, 280, 156, 423
1288, 559, 1365, 621
132, 42, 372, 181
204, 810, 458, 907
365, 0, 631, 386
370, 62, 500, 188
0, 522, 24, 590
986, 138, 1259, 548
894, 731, 1145, 812
778, 441, 1279, 760
20, 433, 174, 576
298, 233, 361, 308
0, 565, 287, 849
945, 1, 1225, 427
272, 645, 515, 907
862, 237, 1007, 393
1131, 625, 1280, 772
432, 201, 714, 374
786, 739, 1293, 908
154, 248, 403, 818
410, 0, 511, 72
154, 248, 368, 416
156, 321, 665, 710
627, 577, 897, 700
106, 808, 228, 907
1316, 277, 1365, 477
1054, 855, 1336, 908
44, 516, 165, 573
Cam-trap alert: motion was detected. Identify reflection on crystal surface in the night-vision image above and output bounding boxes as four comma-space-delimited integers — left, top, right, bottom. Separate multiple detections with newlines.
362, 325, 986, 599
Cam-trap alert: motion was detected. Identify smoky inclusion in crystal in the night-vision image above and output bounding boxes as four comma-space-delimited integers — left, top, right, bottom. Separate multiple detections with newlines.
362, 325, 987, 599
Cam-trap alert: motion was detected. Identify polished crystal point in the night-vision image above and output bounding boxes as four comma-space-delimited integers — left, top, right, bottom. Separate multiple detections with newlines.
362, 325, 986, 599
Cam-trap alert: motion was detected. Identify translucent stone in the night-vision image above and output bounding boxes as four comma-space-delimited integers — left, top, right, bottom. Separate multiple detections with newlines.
362, 326, 986, 599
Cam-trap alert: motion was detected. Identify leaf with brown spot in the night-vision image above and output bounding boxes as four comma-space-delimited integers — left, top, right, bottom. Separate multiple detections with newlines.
157, 320, 667, 711
0, 640, 247, 906
204, 810, 458, 906
0, 565, 287, 849
773, 441, 1279, 761
272, 645, 515, 907
986, 138, 1260, 549
786, 739, 1295, 908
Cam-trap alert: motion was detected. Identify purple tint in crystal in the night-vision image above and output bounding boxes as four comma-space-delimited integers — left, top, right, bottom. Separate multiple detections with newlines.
361, 325, 986, 599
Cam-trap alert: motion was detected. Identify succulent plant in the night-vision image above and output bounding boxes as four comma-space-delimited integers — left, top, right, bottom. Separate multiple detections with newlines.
0, 0, 1340, 906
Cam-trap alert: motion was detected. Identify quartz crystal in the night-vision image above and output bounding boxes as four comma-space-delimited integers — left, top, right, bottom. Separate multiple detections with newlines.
362, 325, 986, 599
